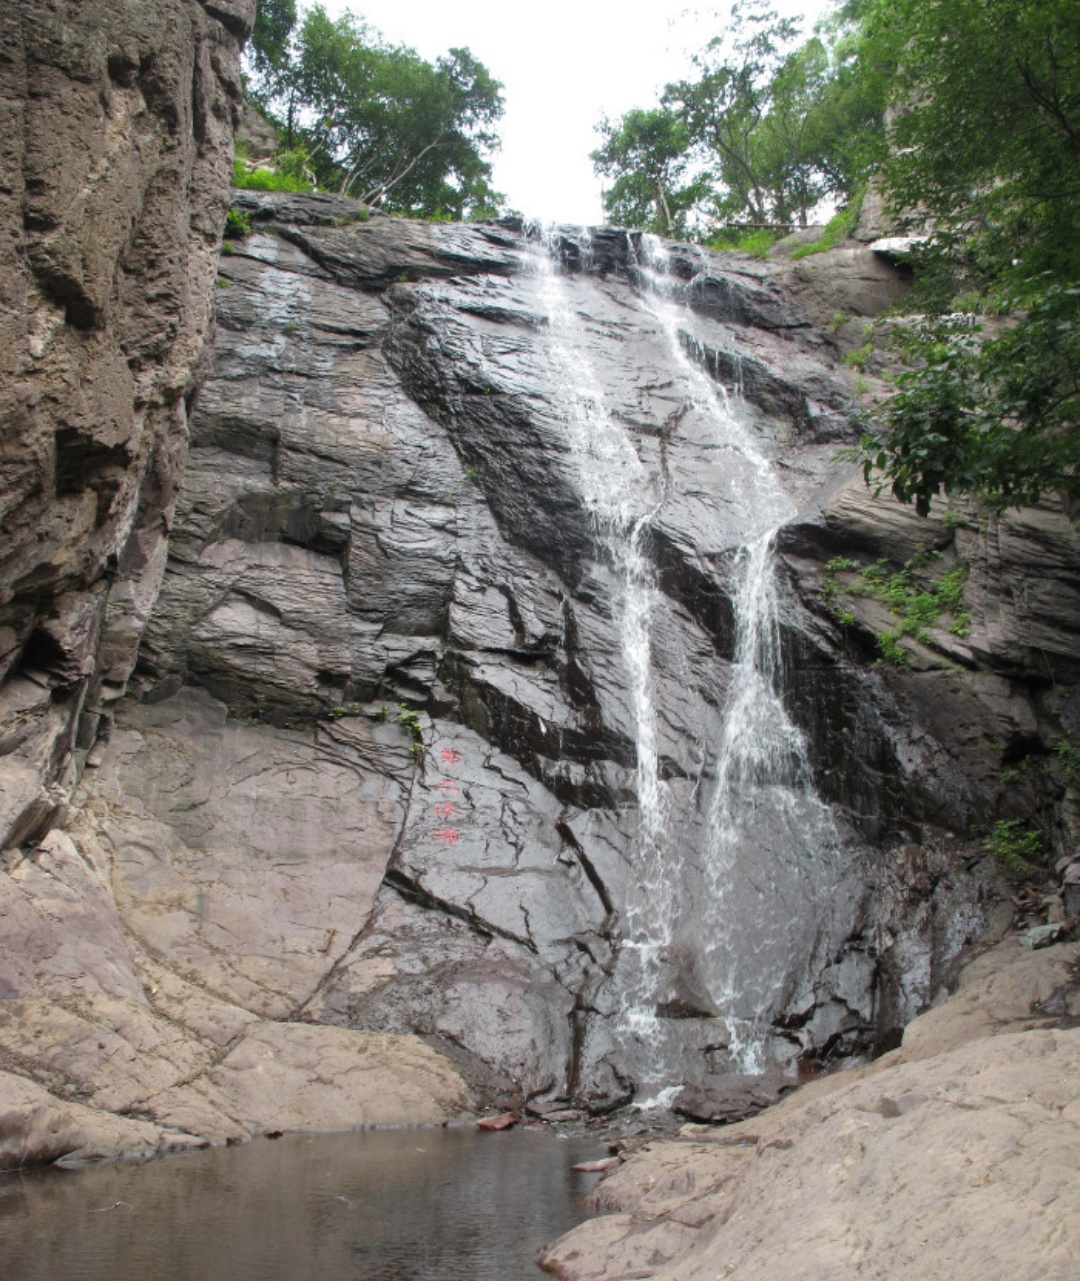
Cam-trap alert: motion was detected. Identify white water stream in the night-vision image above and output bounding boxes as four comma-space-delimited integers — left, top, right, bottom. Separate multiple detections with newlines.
530, 229, 849, 1085
529, 231, 675, 1056
634, 236, 849, 1073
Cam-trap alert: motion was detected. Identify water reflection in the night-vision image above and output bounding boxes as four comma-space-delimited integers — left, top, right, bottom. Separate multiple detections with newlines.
0, 1127, 605, 1280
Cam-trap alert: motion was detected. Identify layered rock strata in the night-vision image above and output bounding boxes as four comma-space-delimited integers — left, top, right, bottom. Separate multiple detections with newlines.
3, 180, 1078, 1162
0, 0, 253, 851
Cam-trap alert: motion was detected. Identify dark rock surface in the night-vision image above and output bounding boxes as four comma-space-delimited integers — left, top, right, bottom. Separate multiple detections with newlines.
3, 186, 1078, 1161
674, 1070, 800, 1124
123, 199, 1032, 1111
0, 0, 254, 853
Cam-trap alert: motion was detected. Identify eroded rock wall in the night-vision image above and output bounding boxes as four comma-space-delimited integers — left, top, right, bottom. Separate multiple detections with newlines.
0, 43, 488, 1159
112, 195, 1044, 1115
3, 176, 1078, 1164
0, 0, 253, 851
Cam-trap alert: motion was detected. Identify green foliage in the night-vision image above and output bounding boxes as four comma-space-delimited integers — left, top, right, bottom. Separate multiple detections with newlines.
855, 287, 1080, 513
395, 702, 423, 740
934, 567, 966, 614
233, 157, 313, 193
822, 550, 971, 658
326, 702, 361, 719
987, 819, 1043, 879
224, 206, 251, 238
842, 341, 872, 372
848, 0, 1080, 511
666, 3, 883, 228
592, 0, 887, 237
592, 108, 708, 237
246, 4, 504, 220
875, 632, 907, 667
788, 190, 864, 259
1055, 737, 1080, 780
706, 227, 783, 257
249, 0, 297, 74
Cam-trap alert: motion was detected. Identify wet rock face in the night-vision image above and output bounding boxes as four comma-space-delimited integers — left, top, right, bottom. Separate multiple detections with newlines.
121, 196, 1022, 1112
0, 0, 253, 852
6, 188, 1076, 1156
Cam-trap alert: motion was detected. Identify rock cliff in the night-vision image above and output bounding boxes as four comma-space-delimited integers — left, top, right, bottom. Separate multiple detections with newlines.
0, 0, 253, 850
2, 170, 1079, 1163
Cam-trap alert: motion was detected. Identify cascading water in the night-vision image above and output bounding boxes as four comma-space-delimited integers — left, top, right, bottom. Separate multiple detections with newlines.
525, 226, 859, 1095
633, 235, 853, 1072
528, 229, 675, 1069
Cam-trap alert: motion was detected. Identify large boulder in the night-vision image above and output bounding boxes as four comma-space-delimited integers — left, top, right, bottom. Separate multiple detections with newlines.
541, 940, 1080, 1281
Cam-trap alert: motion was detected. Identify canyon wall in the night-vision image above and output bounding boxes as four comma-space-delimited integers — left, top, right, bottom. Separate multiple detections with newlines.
0, 0, 252, 851
2, 124, 1078, 1158
6, 181, 1078, 1163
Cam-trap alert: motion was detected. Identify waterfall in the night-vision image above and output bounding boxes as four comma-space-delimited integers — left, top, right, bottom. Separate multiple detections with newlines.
528, 229, 674, 1056
527, 228, 855, 1092
633, 235, 849, 1074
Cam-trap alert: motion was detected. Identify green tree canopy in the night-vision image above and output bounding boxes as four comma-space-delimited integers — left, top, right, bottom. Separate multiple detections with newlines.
249, 0, 297, 74
246, 4, 504, 220
592, 108, 707, 237
592, 1, 887, 236
851, 0, 1080, 512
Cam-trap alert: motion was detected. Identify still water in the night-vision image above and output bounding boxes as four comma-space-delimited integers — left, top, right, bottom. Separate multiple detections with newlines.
0, 1127, 606, 1280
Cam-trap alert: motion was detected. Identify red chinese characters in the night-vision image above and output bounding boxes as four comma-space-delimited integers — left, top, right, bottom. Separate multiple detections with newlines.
430, 749, 464, 843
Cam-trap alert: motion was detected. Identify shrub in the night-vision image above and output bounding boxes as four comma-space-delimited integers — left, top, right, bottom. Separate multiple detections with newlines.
822, 550, 971, 663
233, 157, 313, 193
788, 192, 865, 261
706, 227, 784, 257
987, 819, 1042, 879
224, 206, 251, 238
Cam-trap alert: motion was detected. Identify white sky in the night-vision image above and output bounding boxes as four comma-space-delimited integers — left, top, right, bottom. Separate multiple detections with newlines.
318, 1, 836, 225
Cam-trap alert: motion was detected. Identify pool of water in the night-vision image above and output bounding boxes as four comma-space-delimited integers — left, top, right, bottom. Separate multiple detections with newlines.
0, 1126, 607, 1280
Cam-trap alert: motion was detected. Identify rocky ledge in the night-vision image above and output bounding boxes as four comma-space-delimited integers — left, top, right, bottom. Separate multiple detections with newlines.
541, 936, 1080, 1281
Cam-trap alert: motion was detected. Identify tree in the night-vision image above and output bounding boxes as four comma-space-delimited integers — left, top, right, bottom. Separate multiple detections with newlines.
663, 4, 807, 226
249, 0, 297, 74
851, 0, 1080, 511
592, 1, 887, 236
592, 108, 707, 236
246, 4, 504, 220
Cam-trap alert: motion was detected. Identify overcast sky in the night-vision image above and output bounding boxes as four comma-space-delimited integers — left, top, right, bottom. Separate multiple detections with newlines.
318, 1, 837, 226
